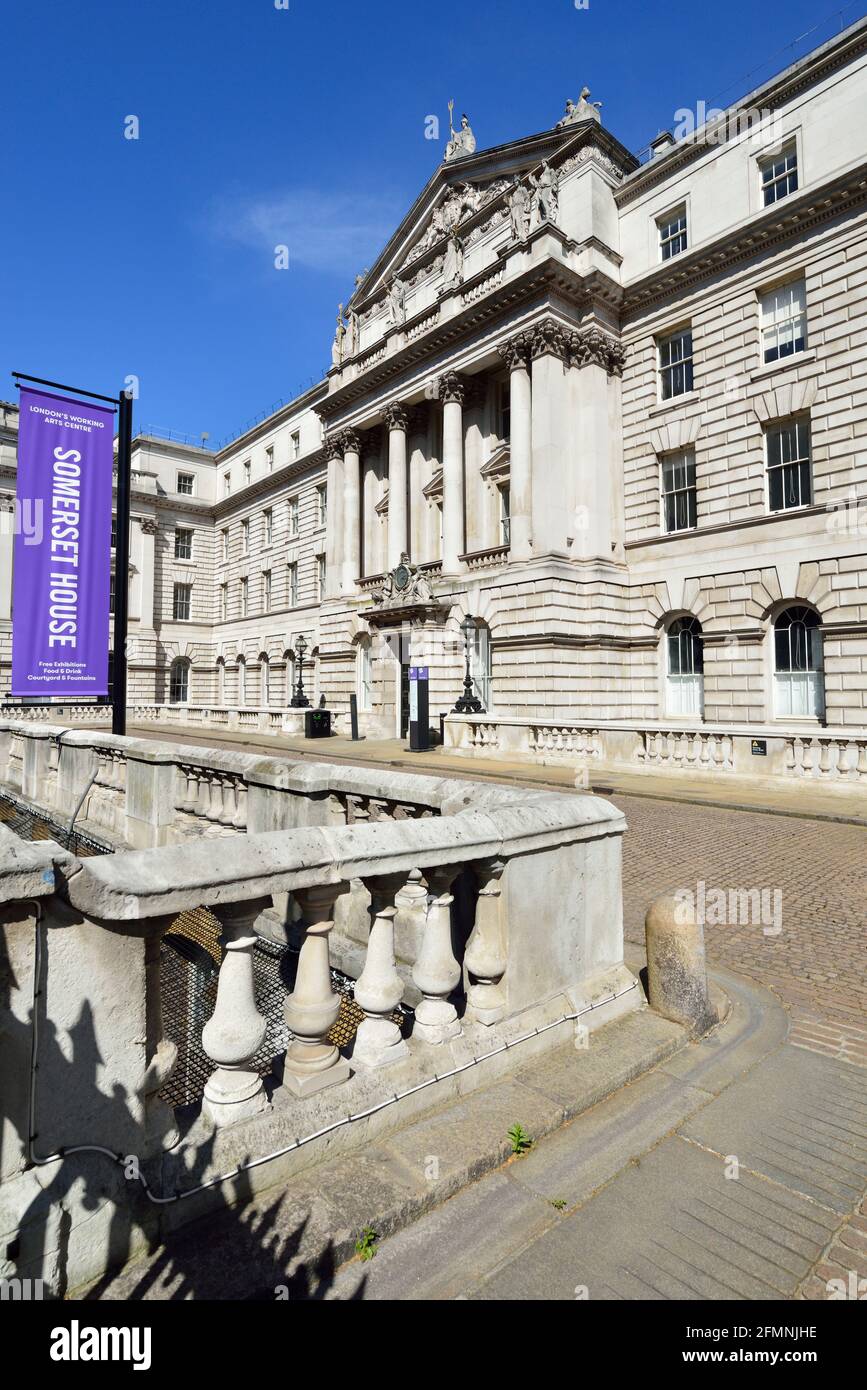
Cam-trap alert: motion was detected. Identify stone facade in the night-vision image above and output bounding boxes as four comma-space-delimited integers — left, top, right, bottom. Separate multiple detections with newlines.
1, 20, 866, 753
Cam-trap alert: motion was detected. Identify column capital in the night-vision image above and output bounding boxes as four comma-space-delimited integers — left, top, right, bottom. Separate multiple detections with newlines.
325, 432, 344, 461
383, 400, 409, 433
437, 371, 467, 406
139, 516, 159, 536
529, 317, 570, 362
497, 331, 533, 372
340, 427, 361, 456
568, 326, 625, 377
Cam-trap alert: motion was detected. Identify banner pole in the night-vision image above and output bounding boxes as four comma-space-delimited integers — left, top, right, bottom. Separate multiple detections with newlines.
112, 391, 133, 736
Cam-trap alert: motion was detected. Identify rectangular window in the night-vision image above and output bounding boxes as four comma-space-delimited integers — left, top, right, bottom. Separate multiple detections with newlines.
498, 484, 511, 546
173, 582, 192, 621
263, 509, 273, 546
316, 554, 325, 600
658, 328, 694, 401
220, 583, 228, 621
291, 430, 301, 460
767, 418, 811, 512
658, 205, 688, 261
661, 450, 697, 533
241, 519, 249, 556
239, 577, 248, 617
288, 497, 299, 537
760, 143, 798, 207
265, 445, 274, 472
497, 379, 511, 442
223, 472, 231, 497
177, 472, 194, 496
761, 280, 807, 364
288, 562, 298, 607
262, 570, 272, 613
243, 459, 251, 486
174, 527, 193, 560
221, 528, 229, 563
317, 485, 327, 528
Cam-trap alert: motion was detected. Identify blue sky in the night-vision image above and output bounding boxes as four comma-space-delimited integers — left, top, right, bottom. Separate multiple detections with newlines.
2, 0, 864, 445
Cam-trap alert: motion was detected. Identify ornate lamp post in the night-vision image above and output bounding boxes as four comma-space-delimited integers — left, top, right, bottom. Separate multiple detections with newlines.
453, 614, 484, 714
291, 634, 310, 708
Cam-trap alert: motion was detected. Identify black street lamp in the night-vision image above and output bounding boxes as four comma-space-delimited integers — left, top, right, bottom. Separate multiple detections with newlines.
290, 634, 311, 708
453, 614, 484, 714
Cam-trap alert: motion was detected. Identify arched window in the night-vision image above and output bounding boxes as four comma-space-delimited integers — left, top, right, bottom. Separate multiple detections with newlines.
357, 638, 373, 712
774, 607, 824, 717
469, 621, 492, 710
169, 657, 190, 705
666, 617, 704, 717
260, 654, 270, 707
237, 656, 246, 706
216, 658, 226, 705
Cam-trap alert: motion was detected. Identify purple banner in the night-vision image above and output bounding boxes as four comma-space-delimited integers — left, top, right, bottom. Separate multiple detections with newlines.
11, 387, 114, 698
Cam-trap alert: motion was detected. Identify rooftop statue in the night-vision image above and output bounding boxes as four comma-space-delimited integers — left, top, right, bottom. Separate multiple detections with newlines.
558, 86, 602, 127
331, 304, 346, 366
445, 101, 477, 161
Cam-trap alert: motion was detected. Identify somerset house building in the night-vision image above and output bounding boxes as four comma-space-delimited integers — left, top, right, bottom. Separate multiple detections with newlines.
1, 18, 866, 786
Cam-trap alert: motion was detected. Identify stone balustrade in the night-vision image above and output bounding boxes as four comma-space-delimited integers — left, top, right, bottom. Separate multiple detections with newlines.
461, 543, 510, 571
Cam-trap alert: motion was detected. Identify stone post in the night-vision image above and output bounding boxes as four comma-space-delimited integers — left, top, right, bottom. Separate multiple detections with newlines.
384, 402, 409, 568
284, 882, 352, 1096
412, 864, 462, 1043
341, 428, 361, 594
498, 334, 533, 561
202, 897, 272, 1126
354, 873, 410, 1068
465, 858, 507, 1024
438, 372, 466, 574
645, 893, 717, 1036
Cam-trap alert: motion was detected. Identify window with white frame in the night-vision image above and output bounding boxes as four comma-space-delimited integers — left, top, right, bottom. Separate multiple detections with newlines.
262, 569, 272, 613
470, 621, 492, 710
239, 577, 248, 617
174, 527, 193, 560
316, 554, 326, 601
263, 509, 273, 546
760, 279, 806, 364
241, 518, 249, 555
316, 485, 327, 528
169, 658, 190, 704
498, 484, 511, 546
666, 616, 704, 717
176, 472, 194, 496
287, 561, 298, 607
661, 451, 697, 533
760, 142, 798, 207
219, 583, 227, 621
773, 606, 824, 718
658, 328, 694, 400
173, 583, 192, 621
658, 205, 688, 261
766, 417, 811, 512
288, 497, 299, 536
265, 445, 274, 472
357, 639, 373, 712
291, 430, 301, 460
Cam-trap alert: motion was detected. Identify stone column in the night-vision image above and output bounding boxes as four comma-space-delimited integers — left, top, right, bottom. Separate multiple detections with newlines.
497, 334, 533, 561
465, 858, 507, 1024
438, 372, 466, 574
284, 882, 352, 1096
323, 433, 344, 599
412, 865, 462, 1044
384, 402, 409, 567
201, 897, 272, 1127
529, 318, 572, 557
341, 428, 361, 594
354, 873, 410, 1068
138, 517, 157, 629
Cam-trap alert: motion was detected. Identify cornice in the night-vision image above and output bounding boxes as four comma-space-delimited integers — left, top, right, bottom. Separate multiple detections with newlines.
212, 449, 327, 520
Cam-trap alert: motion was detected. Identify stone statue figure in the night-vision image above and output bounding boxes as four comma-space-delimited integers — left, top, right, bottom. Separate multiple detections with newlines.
445, 103, 476, 162
347, 309, 360, 356
331, 305, 346, 366
370, 554, 435, 607
558, 85, 602, 127
443, 230, 464, 288
507, 178, 530, 240
529, 162, 560, 226
386, 276, 406, 325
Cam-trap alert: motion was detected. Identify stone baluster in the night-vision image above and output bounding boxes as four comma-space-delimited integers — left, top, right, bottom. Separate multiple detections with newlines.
857, 741, 867, 781
202, 897, 272, 1126
464, 858, 507, 1024
412, 865, 462, 1044
354, 873, 410, 1068
284, 882, 352, 1096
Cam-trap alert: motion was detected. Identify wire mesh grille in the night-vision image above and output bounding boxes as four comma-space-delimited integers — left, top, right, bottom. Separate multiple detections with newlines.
0, 790, 111, 857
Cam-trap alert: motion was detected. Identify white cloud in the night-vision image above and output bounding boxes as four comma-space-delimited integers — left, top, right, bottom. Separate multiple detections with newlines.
208, 187, 402, 276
